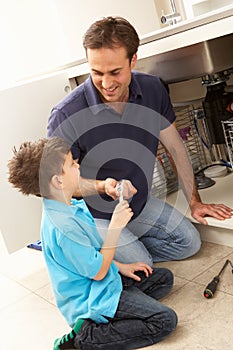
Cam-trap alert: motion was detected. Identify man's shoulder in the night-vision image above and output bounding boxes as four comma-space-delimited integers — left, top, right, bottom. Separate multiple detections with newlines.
132, 71, 161, 86
131, 71, 169, 101
54, 81, 87, 115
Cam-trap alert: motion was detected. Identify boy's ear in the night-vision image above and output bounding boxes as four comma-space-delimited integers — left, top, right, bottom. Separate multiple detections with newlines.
51, 175, 63, 189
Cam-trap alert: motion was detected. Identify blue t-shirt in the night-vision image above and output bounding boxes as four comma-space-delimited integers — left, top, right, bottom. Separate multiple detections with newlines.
48, 72, 176, 220
41, 198, 122, 327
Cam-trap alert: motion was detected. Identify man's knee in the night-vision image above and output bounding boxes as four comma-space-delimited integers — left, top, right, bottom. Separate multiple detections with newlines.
114, 246, 153, 267
182, 226, 201, 259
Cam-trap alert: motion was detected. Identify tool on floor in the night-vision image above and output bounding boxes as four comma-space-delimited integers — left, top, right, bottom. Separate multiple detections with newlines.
203, 259, 233, 299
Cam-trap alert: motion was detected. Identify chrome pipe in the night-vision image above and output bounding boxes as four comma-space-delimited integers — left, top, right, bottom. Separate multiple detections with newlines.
161, 0, 181, 26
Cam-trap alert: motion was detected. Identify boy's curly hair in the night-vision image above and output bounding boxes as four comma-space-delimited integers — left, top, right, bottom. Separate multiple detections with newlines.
8, 137, 70, 197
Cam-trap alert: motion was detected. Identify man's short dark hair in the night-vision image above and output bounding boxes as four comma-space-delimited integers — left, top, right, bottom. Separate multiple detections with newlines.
83, 16, 140, 62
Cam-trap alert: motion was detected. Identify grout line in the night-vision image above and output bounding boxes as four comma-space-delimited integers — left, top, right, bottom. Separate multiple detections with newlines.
0, 292, 33, 313
188, 251, 233, 282
31, 290, 57, 307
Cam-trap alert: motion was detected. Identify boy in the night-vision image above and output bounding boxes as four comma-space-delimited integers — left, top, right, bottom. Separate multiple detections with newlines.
8, 137, 177, 350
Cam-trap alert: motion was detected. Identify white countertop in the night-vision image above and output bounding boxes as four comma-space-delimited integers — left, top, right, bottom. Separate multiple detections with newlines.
166, 172, 233, 230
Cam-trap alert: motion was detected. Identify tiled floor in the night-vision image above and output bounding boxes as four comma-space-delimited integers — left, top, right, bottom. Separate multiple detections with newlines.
1, 234, 233, 350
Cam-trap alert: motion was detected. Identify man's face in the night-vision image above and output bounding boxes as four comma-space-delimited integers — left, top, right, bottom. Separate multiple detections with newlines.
87, 46, 137, 104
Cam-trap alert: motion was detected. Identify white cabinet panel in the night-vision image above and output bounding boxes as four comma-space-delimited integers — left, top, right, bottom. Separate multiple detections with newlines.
0, 72, 70, 253
55, 0, 160, 62
182, 0, 233, 18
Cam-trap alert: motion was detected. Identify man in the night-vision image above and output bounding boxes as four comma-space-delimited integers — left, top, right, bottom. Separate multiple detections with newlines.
48, 16, 232, 266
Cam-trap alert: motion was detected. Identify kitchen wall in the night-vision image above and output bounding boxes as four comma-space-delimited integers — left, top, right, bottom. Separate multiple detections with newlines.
0, 71, 71, 253
54, 0, 160, 63
0, 0, 160, 90
0, 1, 68, 89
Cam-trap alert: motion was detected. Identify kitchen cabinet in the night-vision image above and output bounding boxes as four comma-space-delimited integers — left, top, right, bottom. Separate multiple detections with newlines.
182, 0, 233, 18
0, 72, 70, 253
0, 1, 161, 90
54, 0, 160, 63
0, 1, 69, 90
64, 6, 233, 81
166, 173, 233, 247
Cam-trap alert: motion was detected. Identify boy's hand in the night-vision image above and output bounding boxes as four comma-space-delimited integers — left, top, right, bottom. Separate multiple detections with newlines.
105, 178, 137, 200
110, 200, 134, 229
116, 262, 153, 281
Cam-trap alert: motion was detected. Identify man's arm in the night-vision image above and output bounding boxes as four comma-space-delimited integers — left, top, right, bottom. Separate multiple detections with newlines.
75, 177, 111, 197
75, 174, 137, 200
160, 122, 232, 224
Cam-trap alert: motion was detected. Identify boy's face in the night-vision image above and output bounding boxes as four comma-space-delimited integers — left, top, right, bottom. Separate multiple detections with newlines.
61, 151, 80, 195
87, 46, 137, 104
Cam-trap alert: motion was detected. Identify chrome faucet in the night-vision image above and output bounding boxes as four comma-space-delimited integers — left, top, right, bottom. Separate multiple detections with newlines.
161, 0, 181, 25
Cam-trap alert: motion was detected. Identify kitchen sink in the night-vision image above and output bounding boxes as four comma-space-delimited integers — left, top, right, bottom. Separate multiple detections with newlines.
135, 33, 233, 83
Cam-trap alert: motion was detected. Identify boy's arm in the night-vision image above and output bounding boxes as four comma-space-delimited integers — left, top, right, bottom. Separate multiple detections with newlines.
93, 201, 133, 281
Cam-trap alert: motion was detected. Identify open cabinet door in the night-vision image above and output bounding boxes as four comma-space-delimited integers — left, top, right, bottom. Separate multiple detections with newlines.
0, 72, 71, 253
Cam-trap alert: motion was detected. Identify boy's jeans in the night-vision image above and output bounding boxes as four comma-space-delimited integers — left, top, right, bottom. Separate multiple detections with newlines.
95, 196, 201, 266
75, 268, 177, 349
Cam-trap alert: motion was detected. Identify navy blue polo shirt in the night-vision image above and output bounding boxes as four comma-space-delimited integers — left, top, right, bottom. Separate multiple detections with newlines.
48, 71, 176, 220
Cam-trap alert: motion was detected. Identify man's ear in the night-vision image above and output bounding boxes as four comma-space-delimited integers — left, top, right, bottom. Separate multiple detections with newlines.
131, 53, 137, 69
51, 175, 63, 189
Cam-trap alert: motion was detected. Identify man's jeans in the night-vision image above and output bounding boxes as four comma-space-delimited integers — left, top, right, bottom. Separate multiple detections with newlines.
95, 196, 201, 266
75, 268, 177, 349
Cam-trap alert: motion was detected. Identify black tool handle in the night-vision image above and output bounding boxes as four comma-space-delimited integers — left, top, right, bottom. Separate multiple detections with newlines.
203, 276, 220, 298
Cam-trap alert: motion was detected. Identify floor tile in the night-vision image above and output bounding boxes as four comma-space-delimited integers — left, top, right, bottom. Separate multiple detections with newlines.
0, 232, 9, 258
0, 247, 50, 291
155, 241, 233, 280
35, 283, 56, 305
194, 251, 233, 297
168, 275, 189, 295
1, 233, 233, 350
0, 293, 69, 350
0, 273, 30, 310
151, 281, 233, 350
